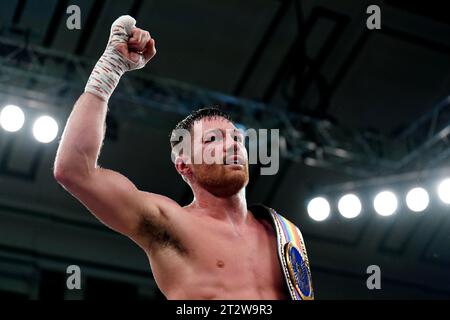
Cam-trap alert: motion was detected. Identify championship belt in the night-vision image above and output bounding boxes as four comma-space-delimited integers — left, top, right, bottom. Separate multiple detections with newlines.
249, 204, 314, 300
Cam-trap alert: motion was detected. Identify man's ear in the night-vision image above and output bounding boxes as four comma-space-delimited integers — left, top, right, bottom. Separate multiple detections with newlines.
175, 155, 191, 177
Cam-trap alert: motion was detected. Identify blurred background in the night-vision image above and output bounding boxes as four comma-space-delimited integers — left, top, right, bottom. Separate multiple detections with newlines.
0, 0, 449, 300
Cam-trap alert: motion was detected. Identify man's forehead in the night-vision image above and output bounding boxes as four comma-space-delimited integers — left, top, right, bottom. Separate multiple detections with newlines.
192, 117, 236, 132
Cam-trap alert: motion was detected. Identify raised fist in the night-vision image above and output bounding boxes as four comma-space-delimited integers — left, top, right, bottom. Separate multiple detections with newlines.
85, 15, 157, 100
107, 15, 156, 70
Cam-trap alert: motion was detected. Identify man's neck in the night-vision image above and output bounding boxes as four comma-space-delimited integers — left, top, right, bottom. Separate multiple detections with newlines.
189, 188, 249, 225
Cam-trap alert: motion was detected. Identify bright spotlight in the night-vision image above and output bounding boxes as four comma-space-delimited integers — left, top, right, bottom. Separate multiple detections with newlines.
307, 197, 330, 222
406, 187, 429, 212
33, 116, 59, 143
0, 105, 25, 132
373, 191, 398, 216
437, 178, 450, 204
338, 194, 362, 219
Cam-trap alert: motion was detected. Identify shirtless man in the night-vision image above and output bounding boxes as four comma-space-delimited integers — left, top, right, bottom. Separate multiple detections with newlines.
54, 16, 312, 300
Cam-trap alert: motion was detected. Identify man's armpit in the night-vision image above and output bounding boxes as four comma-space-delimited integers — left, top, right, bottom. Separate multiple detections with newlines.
136, 214, 188, 255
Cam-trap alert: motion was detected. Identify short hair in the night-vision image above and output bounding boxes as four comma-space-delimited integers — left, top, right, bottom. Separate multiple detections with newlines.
170, 107, 233, 149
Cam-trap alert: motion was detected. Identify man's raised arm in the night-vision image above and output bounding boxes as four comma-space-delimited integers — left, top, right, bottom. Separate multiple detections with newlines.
53, 16, 173, 237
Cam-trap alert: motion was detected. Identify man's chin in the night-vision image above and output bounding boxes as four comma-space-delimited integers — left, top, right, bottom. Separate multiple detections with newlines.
223, 166, 249, 183
193, 163, 249, 197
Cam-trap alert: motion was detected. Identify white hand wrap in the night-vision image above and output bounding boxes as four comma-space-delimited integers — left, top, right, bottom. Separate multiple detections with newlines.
85, 15, 147, 101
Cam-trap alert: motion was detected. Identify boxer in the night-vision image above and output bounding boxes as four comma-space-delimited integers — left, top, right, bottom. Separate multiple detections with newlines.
54, 16, 313, 300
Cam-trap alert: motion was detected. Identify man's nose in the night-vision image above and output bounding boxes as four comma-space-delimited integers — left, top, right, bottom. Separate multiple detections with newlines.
224, 138, 238, 156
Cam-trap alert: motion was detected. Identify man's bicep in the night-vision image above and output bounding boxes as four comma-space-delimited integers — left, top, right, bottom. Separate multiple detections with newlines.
62, 167, 160, 235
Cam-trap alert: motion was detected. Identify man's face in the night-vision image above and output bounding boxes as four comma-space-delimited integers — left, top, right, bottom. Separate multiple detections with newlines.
187, 117, 249, 197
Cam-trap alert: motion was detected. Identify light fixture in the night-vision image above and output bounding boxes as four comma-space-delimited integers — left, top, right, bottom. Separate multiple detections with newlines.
406, 187, 429, 212
307, 197, 330, 222
338, 194, 362, 219
437, 178, 450, 205
0, 105, 25, 132
33, 116, 59, 143
373, 190, 398, 216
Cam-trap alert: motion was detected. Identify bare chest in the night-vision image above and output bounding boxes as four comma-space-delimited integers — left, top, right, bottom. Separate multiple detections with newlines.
180, 217, 286, 294
145, 212, 289, 299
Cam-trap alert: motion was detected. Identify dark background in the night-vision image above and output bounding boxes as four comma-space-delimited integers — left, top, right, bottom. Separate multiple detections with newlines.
0, 0, 449, 299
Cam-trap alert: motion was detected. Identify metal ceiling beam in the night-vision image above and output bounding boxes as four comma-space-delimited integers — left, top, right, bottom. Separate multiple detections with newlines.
0, 36, 449, 178
42, 0, 69, 47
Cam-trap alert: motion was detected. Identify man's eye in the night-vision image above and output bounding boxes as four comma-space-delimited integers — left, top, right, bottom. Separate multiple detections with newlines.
234, 135, 242, 142
205, 136, 216, 143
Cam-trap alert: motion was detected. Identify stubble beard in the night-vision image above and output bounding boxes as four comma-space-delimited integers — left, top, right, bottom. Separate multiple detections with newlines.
193, 164, 249, 198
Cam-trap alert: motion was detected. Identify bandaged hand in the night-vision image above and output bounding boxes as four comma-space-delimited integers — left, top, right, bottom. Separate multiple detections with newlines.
85, 15, 156, 101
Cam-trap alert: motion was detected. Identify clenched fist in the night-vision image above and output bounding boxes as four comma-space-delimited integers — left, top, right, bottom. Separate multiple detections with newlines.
107, 15, 156, 70
115, 25, 156, 64
85, 15, 157, 101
